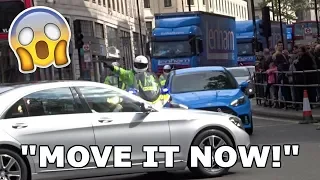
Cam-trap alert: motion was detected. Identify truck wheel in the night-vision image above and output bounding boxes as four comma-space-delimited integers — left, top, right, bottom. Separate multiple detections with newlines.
187, 129, 234, 178
0, 148, 29, 180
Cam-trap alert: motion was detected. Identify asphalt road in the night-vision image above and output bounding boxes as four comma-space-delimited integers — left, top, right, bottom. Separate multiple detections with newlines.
82, 116, 320, 180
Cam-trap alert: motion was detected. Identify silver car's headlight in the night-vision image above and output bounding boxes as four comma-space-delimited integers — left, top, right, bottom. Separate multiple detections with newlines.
229, 116, 244, 129
230, 96, 246, 107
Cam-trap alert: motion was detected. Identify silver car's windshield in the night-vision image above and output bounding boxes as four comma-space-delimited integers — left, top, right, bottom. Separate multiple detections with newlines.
228, 69, 250, 77
171, 71, 238, 94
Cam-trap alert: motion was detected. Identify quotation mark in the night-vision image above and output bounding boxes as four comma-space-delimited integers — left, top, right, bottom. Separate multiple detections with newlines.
21, 144, 37, 156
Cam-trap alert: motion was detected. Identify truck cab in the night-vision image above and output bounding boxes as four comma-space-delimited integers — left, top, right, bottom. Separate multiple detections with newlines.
149, 13, 203, 75
147, 11, 237, 75
236, 20, 263, 66
236, 20, 287, 66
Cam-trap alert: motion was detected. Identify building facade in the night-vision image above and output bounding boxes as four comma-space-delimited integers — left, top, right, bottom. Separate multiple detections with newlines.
144, 0, 248, 37
296, 0, 319, 21
0, 0, 146, 83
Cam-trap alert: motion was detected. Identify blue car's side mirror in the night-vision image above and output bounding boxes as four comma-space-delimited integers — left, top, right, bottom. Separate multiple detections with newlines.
161, 88, 169, 94
239, 81, 248, 91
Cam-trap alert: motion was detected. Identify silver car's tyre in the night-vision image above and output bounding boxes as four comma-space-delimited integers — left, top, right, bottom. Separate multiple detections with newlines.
0, 149, 28, 180
187, 129, 234, 178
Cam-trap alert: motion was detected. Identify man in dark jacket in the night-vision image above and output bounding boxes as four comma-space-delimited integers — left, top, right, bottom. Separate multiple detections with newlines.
295, 46, 317, 104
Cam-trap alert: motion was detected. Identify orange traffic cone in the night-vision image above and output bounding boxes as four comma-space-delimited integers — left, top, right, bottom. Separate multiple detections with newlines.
300, 90, 312, 124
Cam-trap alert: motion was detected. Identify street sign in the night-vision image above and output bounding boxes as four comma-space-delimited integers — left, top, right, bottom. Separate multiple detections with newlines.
83, 44, 90, 51
84, 53, 91, 62
305, 28, 312, 35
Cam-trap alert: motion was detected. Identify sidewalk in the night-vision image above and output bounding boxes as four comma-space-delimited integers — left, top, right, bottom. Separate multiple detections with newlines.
251, 103, 320, 121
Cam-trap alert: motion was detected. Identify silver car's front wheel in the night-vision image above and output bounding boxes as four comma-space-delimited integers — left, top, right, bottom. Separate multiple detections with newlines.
0, 149, 28, 180
187, 129, 234, 178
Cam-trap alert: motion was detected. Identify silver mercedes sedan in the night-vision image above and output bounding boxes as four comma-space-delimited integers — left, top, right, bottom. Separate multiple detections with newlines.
0, 81, 250, 180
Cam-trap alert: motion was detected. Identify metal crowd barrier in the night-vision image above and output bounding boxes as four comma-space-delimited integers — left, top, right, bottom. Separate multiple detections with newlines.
253, 69, 320, 106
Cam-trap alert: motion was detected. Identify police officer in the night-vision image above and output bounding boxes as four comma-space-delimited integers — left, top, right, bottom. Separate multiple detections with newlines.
104, 55, 153, 90
159, 65, 171, 87
104, 62, 126, 90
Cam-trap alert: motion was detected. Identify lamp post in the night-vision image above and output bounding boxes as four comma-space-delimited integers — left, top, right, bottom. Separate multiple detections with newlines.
271, 0, 275, 21
250, 0, 258, 52
187, 0, 191, 11
136, 0, 144, 55
315, 0, 320, 39
278, 0, 284, 43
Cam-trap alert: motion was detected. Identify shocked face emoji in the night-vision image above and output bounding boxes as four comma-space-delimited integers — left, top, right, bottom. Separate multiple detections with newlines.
8, 6, 71, 74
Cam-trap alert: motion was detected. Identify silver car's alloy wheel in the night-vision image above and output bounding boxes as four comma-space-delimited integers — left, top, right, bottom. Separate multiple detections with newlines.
199, 135, 228, 172
0, 154, 21, 180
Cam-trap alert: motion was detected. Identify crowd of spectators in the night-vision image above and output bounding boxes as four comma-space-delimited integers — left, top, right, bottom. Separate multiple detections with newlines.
254, 41, 320, 110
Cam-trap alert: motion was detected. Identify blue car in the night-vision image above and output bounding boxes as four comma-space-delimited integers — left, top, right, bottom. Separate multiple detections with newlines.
163, 66, 253, 135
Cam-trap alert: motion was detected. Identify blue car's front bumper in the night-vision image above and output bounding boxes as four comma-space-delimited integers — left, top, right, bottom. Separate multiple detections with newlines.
192, 101, 252, 129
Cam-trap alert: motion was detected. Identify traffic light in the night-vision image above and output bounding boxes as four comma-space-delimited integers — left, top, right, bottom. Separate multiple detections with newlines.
261, 6, 271, 37
73, 20, 84, 49
258, 22, 264, 36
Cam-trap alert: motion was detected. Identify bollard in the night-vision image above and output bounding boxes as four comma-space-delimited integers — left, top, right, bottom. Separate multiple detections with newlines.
300, 90, 312, 124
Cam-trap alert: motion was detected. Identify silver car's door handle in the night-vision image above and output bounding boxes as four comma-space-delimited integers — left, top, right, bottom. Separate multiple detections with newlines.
12, 123, 28, 129
98, 118, 113, 123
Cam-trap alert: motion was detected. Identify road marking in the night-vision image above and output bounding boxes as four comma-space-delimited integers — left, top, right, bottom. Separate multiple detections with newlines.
253, 115, 298, 123
254, 123, 297, 128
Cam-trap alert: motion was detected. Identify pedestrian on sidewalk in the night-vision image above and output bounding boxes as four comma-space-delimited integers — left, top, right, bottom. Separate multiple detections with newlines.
287, 54, 299, 110
264, 62, 277, 107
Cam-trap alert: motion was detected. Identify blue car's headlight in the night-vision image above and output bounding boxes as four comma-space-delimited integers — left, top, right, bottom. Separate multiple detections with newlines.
230, 96, 246, 107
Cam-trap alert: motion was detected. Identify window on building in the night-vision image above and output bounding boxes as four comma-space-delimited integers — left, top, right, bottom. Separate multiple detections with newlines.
203, 0, 205, 5
112, 0, 115, 10
236, 4, 238, 16
120, 0, 124, 14
146, 21, 152, 38
95, 23, 104, 38
124, 0, 128, 15
120, 30, 132, 69
209, 0, 212, 7
128, 0, 133, 17
241, 6, 244, 18
227, 1, 229, 14
80, 20, 94, 36
133, 32, 141, 55
106, 26, 118, 48
98, 0, 101, 5
164, 0, 172, 7
187, 0, 194, 5
92, 0, 96, 3
230, 2, 234, 16
103, 0, 106, 6
217, 0, 219, 11
133, 0, 137, 18
116, 0, 120, 12
144, 0, 150, 8
107, 0, 111, 8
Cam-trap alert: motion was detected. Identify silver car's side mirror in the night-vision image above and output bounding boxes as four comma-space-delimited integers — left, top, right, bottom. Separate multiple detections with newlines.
139, 102, 153, 113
